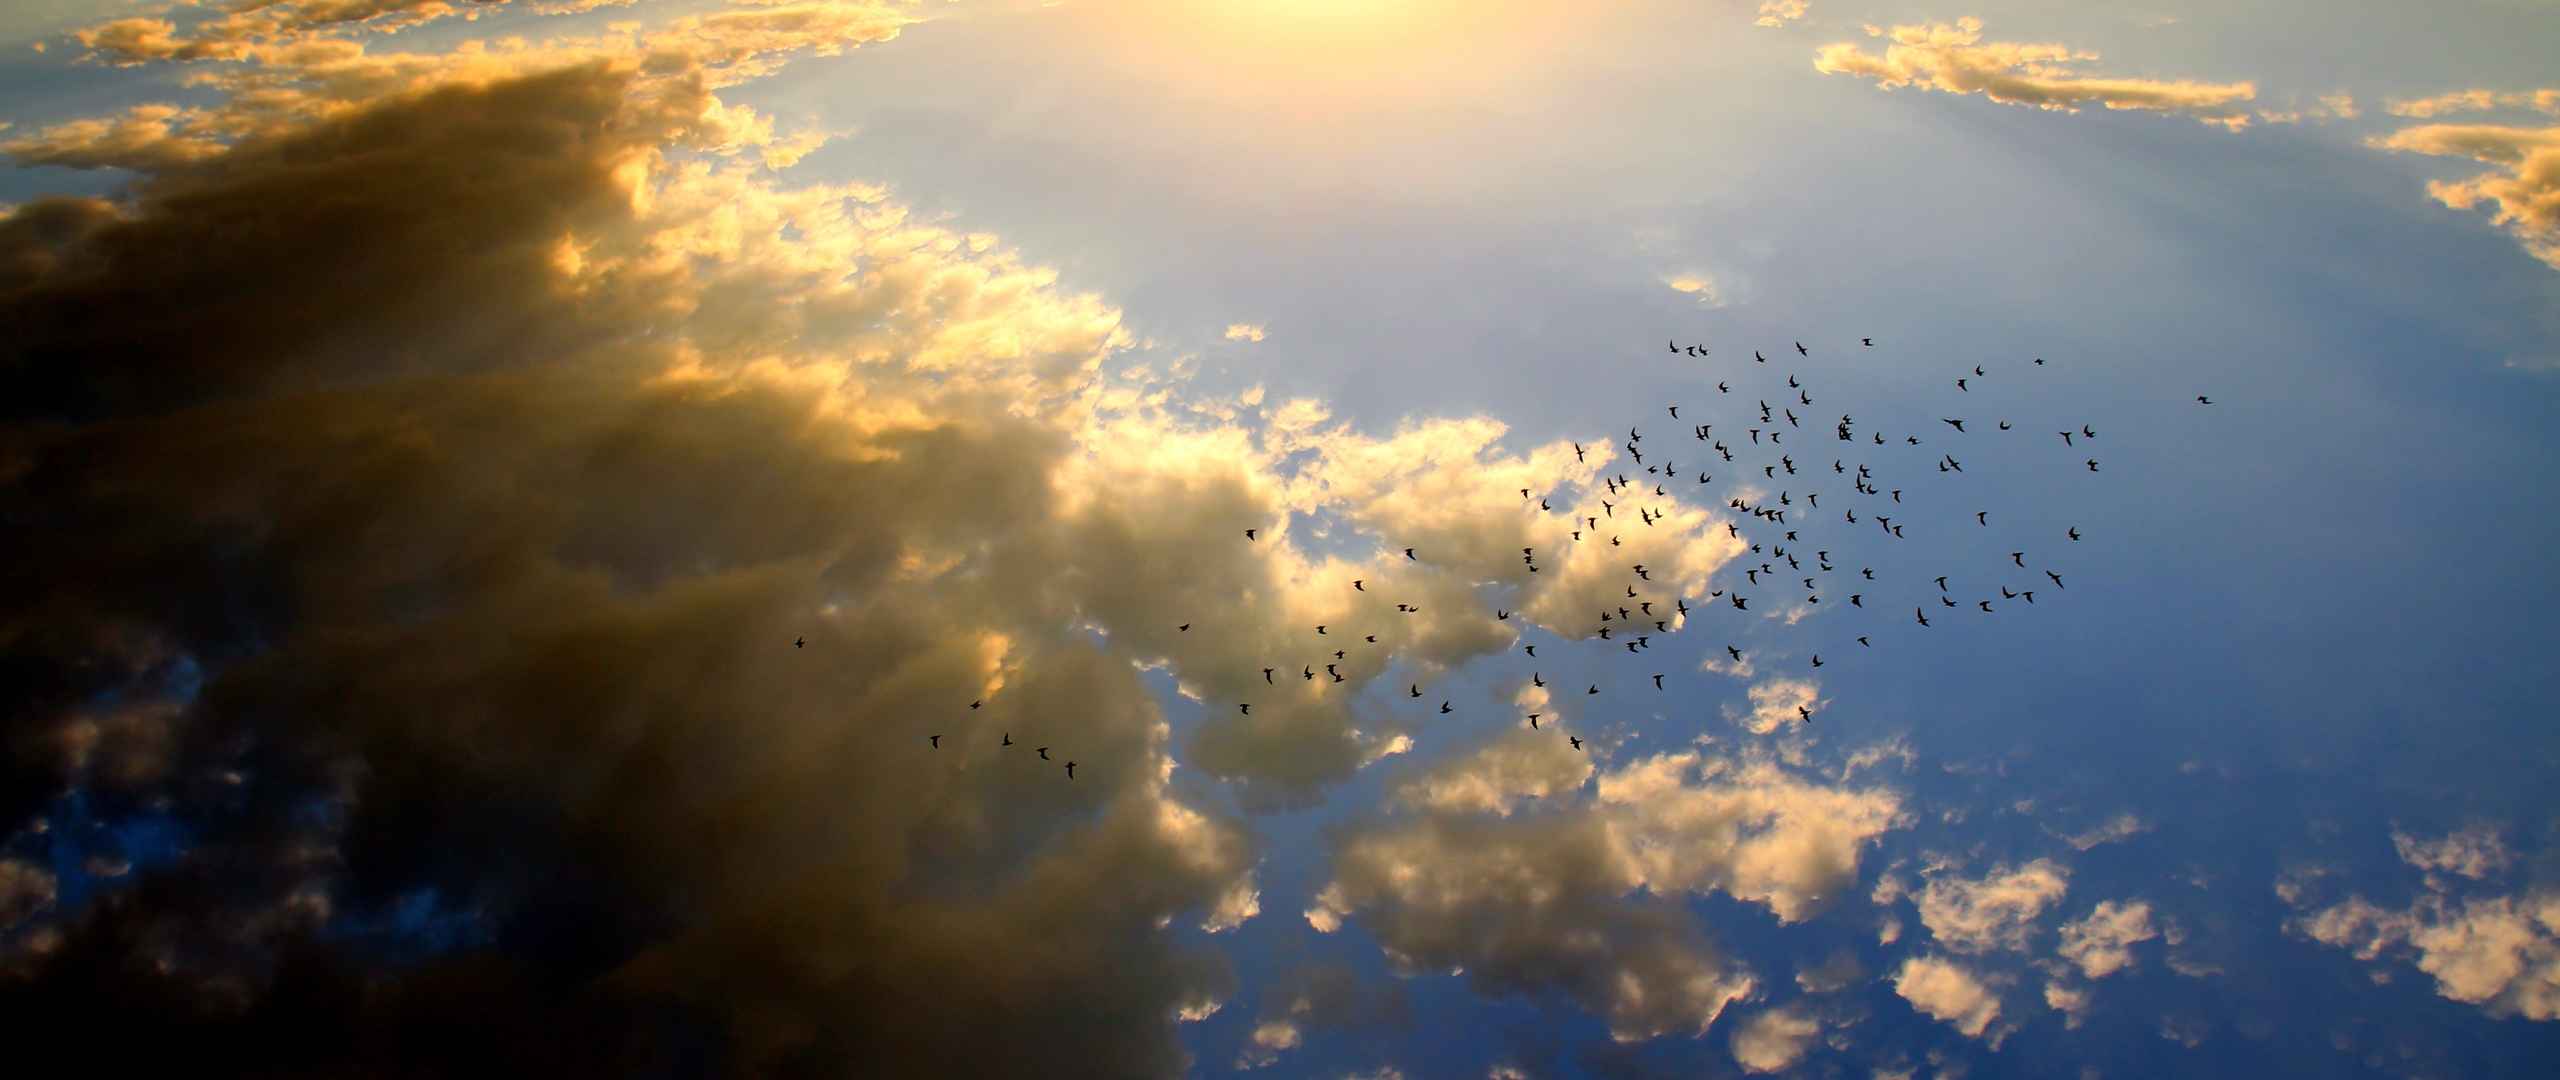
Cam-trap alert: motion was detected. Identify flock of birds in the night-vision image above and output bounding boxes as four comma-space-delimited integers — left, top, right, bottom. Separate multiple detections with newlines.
871, 336, 2213, 771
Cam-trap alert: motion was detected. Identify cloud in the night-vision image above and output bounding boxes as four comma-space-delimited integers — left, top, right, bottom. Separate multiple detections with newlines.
1223, 323, 1267, 342
1311, 746, 1905, 1038
0, 859, 55, 932
1661, 271, 1726, 308
1237, 962, 1414, 1070
2295, 889, 2560, 1020
2393, 823, 2514, 882
2387, 88, 2560, 119
1893, 955, 2002, 1038
2056, 899, 2159, 979
1725, 676, 1823, 735
2054, 812, 2148, 851
1753, 1, 1809, 30
1913, 859, 2071, 954
2368, 122, 2560, 269
2042, 979, 2091, 1029
1812, 16, 2258, 130
1395, 727, 1593, 816
1796, 947, 1864, 993
1730, 1004, 1821, 1073
0, 4, 1747, 1070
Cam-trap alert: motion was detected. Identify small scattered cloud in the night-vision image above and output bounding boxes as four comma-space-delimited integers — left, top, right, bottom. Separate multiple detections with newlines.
1914, 858, 2072, 953
2054, 812, 2149, 851
1660, 271, 1727, 308
2057, 899, 2159, 979
1725, 676, 1823, 734
1813, 16, 2258, 130
1753, 2, 1809, 31
1224, 323, 1268, 342
1894, 955, 2003, 1039
1730, 1004, 1822, 1073
2393, 823, 2513, 882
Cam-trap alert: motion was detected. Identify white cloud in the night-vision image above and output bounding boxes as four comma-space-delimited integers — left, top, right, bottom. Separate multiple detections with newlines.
2056, 812, 2149, 851
1224, 323, 1268, 342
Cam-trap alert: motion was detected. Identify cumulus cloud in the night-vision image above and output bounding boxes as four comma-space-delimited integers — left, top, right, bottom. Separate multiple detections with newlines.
1311, 745, 1904, 1039
1813, 16, 2258, 130
1913, 859, 2071, 953
1796, 947, 1864, 993
2056, 899, 2159, 979
1753, 1, 1810, 30
0, 1, 1762, 1070
2369, 122, 2560, 270
1396, 727, 1593, 816
1224, 323, 1267, 342
1730, 1004, 1821, 1073
1893, 955, 2002, 1038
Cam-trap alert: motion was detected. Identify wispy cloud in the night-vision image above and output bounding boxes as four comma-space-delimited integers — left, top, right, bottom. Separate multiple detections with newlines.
1224, 322, 1268, 342
1813, 16, 2258, 130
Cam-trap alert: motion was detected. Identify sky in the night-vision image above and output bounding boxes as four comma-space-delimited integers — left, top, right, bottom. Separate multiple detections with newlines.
0, 1, 2556, 1077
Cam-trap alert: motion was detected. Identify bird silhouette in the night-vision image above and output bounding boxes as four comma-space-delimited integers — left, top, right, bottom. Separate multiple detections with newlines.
1916, 608, 1931, 627
1002, 733, 1012, 746
1569, 736, 1582, 749
1246, 528, 1257, 540
972, 700, 983, 710
1529, 714, 1541, 729
1440, 701, 1453, 714
1263, 667, 1275, 684
1405, 547, 1416, 560
1653, 673, 1664, 689
1862, 337, 1874, 347
1239, 703, 1251, 714
930, 734, 942, 748
1811, 655, 1823, 668
2046, 570, 2065, 588
1795, 341, 1808, 356
2068, 527, 2081, 541
1178, 623, 1190, 632
1065, 761, 1076, 779
794, 636, 805, 649
1943, 418, 1966, 432
2197, 395, 2213, 404
1037, 746, 1050, 760
2086, 459, 2099, 472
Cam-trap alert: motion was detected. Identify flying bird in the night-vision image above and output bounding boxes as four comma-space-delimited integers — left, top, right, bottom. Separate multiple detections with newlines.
1064, 761, 1076, 779
1942, 418, 1966, 432
2046, 570, 2065, 588
1246, 528, 1258, 540
971, 700, 983, 710
1652, 673, 1664, 690
2068, 527, 2080, 541
1440, 701, 1453, 714
2087, 459, 2099, 472
1264, 667, 1275, 684
929, 734, 942, 748
1795, 341, 1808, 356
1569, 736, 1582, 749
794, 636, 804, 649
1862, 337, 1873, 347
1038, 746, 1050, 760
2197, 395, 2213, 404
1002, 733, 1012, 747
1178, 623, 1190, 632
1916, 608, 1931, 627
1239, 703, 1251, 714
1405, 547, 1416, 560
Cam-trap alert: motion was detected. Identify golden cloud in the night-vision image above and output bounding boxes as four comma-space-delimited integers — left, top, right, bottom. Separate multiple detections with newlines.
1813, 16, 2257, 130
